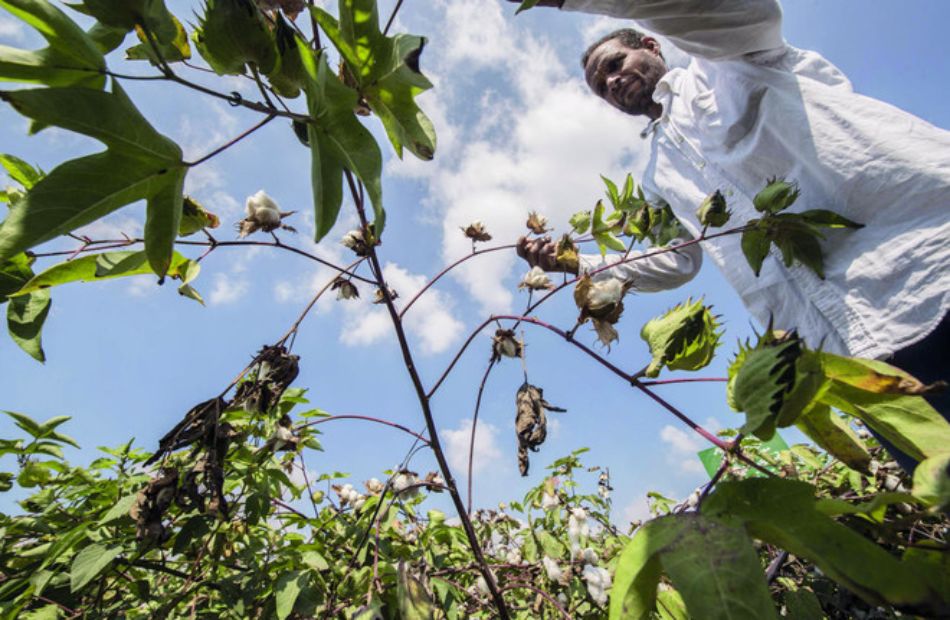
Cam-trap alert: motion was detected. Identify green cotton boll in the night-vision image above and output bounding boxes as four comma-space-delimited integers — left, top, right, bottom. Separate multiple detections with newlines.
696, 189, 731, 227
193, 0, 277, 76
752, 176, 800, 214
641, 297, 721, 378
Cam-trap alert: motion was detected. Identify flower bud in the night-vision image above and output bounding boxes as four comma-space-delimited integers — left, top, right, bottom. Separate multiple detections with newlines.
696, 189, 731, 227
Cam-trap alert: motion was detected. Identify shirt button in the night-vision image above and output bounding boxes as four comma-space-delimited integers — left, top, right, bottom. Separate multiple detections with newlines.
697, 161, 706, 169
675, 136, 684, 144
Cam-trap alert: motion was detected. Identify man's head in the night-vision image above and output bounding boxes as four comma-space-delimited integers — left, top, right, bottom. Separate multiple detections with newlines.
582, 29, 667, 119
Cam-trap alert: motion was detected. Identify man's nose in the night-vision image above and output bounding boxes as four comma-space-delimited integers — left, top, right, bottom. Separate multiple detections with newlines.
606, 74, 623, 95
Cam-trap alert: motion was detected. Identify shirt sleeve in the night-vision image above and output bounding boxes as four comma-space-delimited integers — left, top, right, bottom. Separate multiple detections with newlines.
561, 0, 784, 60
578, 237, 703, 292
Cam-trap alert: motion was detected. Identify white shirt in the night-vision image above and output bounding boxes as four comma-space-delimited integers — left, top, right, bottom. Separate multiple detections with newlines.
568, 0, 950, 359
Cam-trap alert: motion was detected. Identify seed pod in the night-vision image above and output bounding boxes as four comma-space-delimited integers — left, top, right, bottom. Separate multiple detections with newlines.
696, 189, 731, 227
461, 221, 492, 242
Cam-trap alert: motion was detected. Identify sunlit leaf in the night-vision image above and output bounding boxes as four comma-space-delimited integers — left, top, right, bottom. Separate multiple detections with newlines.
795, 402, 871, 472
312, 0, 436, 160
702, 478, 948, 612
0, 0, 106, 88
193, 0, 276, 75
7, 287, 50, 361
70, 542, 122, 592
275, 570, 307, 620
13, 250, 192, 296
609, 514, 776, 620
297, 41, 383, 241
398, 562, 435, 620
912, 452, 950, 509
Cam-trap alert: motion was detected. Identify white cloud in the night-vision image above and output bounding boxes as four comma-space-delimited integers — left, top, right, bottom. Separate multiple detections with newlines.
388, 1, 654, 315
208, 273, 249, 305
442, 417, 505, 476
0, 15, 25, 42
659, 424, 705, 474
622, 495, 651, 524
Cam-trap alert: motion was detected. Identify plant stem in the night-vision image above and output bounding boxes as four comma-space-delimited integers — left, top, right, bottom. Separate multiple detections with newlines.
398, 244, 516, 319
296, 414, 430, 445
467, 360, 496, 512
184, 114, 276, 167
343, 171, 511, 619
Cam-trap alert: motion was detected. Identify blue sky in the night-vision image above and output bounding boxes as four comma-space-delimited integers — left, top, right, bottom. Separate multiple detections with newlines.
1, 0, 948, 523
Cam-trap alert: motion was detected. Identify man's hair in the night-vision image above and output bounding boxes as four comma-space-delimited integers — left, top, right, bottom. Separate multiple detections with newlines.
581, 28, 654, 69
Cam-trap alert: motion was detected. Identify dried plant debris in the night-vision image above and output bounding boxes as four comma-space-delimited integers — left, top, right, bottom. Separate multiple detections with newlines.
491, 328, 523, 361
515, 383, 566, 476
145, 397, 227, 466
526, 211, 550, 235
461, 221, 492, 242
234, 345, 300, 414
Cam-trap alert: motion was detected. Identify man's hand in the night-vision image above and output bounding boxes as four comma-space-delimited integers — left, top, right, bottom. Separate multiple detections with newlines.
516, 236, 578, 274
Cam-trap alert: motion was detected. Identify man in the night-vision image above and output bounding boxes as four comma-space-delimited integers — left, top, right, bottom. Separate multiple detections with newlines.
511, 0, 950, 466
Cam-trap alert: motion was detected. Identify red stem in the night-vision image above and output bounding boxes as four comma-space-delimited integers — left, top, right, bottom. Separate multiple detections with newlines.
296, 414, 429, 445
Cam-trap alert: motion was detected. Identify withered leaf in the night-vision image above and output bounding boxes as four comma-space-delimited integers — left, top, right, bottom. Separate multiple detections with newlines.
515, 383, 565, 477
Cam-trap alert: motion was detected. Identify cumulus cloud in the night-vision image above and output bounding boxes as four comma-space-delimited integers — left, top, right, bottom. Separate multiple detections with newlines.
0, 15, 25, 42
442, 417, 505, 476
388, 0, 655, 315
659, 424, 705, 474
208, 273, 249, 305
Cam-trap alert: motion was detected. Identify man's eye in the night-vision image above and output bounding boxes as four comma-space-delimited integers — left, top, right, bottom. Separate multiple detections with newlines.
606, 58, 621, 72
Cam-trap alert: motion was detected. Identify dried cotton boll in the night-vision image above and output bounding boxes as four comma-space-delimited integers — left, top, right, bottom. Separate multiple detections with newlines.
341, 228, 370, 257
461, 221, 492, 242
526, 211, 551, 234
491, 329, 523, 361
239, 190, 296, 237
518, 266, 554, 291
568, 507, 589, 543
331, 277, 359, 300
365, 478, 385, 495
393, 471, 421, 497
580, 547, 599, 565
583, 565, 611, 606
587, 278, 624, 311
542, 556, 563, 582
591, 319, 619, 349
424, 471, 445, 491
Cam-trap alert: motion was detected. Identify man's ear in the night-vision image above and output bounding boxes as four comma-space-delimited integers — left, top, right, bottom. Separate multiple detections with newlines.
642, 36, 661, 56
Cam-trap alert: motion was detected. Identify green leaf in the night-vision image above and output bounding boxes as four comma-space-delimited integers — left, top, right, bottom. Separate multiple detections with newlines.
313, 1, 436, 160
0, 0, 106, 88
264, 13, 305, 99
640, 297, 720, 378
3, 409, 41, 436
783, 589, 825, 620
14, 250, 191, 296
569, 210, 591, 235
655, 588, 688, 620
177, 195, 220, 237
70, 543, 121, 592
799, 209, 863, 230
18, 460, 51, 486
193, 0, 276, 75
0, 153, 42, 188
601, 174, 620, 207
515, 0, 541, 14
98, 493, 137, 524
702, 478, 949, 613
82, 0, 177, 41
274, 570, 307, 620
0, 252, 35, 304
7, 288, 50, 361
815, 491, 917, 519
740, 226, 769, 276
609, 514, 776, 620
297, 42, 384, 242
795, 402, 871, 472
752, 177, 799, 214
125, 14, 191, 65
144, 166, 185, 277
0, 83, 185, 273
912, 452, 950, 509
398, 562, 435, 620
818, 353, 950, 462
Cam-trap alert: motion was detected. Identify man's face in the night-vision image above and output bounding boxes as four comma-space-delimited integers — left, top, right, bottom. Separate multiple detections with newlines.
584, 37, 667, 117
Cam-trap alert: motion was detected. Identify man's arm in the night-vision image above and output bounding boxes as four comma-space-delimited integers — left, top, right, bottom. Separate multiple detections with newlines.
513, 0, 784, 60
517, 234, 702, 292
